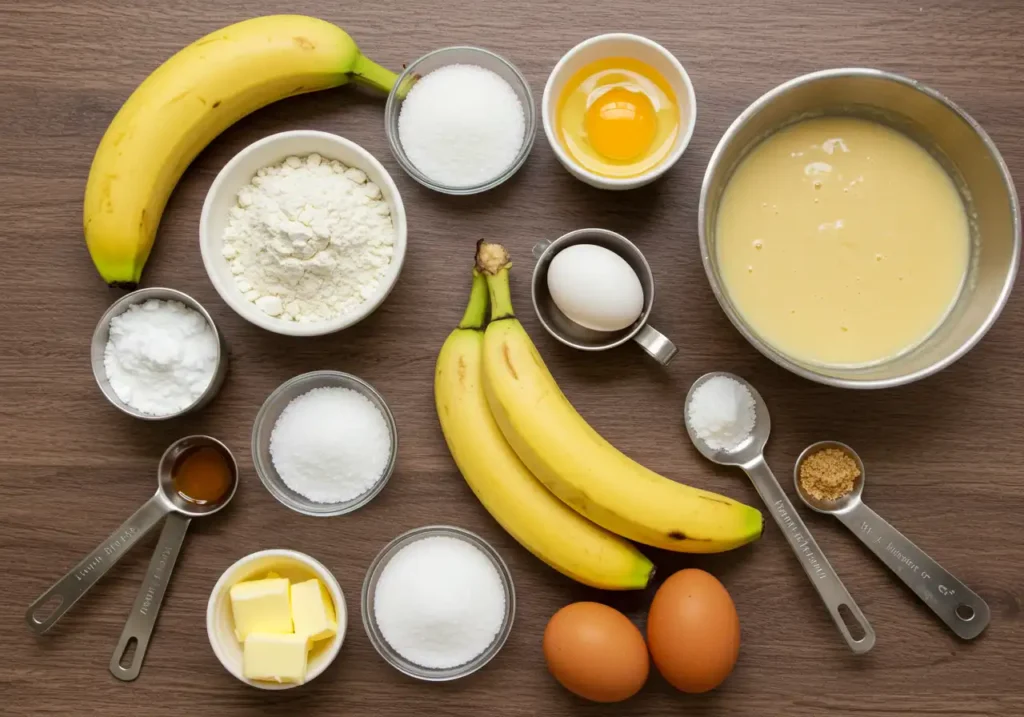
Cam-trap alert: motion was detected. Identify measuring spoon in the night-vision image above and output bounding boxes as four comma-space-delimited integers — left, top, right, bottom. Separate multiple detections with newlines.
110, 436, 238, 681
26, 436, 238, 636
684, 372, 876, 654
794, 441, 989, 640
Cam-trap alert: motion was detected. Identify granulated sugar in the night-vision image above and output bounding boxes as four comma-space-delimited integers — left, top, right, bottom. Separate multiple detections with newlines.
373, 535, 506, 669
269, 386, 391, 503
397, 64, 525, 188
687, 375, 756, 451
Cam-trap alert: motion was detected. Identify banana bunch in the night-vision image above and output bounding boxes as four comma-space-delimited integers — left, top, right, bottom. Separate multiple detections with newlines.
435, 243, 764, 590
84, 15, 397, 287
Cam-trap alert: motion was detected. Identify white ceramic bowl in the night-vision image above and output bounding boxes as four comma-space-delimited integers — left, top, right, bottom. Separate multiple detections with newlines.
542, 33, 697, 190
199, 130, 407, 337
206, 549, 347, 690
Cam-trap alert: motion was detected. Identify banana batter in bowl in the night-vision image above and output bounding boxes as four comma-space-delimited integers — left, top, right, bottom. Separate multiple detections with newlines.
716, 116, 969, 368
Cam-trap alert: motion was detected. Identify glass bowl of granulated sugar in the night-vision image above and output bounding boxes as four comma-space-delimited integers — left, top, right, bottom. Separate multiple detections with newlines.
385, 46, 536, 195
252, 370, 398, 517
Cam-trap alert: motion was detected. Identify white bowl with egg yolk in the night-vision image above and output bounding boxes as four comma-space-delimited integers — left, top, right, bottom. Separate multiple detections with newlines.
206, 549, 347, 689
542, 33, 697, 190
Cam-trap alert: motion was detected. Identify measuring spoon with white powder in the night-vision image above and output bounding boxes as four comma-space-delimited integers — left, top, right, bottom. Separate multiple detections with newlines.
683, 371, 876, 654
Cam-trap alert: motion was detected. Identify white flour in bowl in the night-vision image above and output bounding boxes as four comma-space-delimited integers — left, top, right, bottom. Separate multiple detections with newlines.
221, 153, 395, 323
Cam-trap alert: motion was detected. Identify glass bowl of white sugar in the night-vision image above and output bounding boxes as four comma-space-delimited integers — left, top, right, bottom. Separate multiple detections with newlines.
385, 46, 536, 195
361, 525, 515, 681
252, 370, 398, 517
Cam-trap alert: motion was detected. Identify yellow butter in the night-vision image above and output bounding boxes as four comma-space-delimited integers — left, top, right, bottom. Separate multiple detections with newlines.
243, 632, 309, 684
229, 577, 292, 641
290, 578, 337, 643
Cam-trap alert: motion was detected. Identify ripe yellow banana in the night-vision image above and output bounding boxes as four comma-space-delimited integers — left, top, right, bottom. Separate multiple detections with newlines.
436, 272, 654, 589
477, 241, 764, 553
84, 15, 397, 287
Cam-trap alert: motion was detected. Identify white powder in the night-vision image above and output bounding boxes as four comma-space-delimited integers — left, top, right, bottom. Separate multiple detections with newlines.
398, 64, 526, 188
269, 386, 391, 503
687, 376, 756, 451
221, 153, 395, 323
103, 299, 218, 416
374, 536, 506, 669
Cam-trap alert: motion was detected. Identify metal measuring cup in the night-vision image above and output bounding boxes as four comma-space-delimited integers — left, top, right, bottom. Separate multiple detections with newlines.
794, 441, 990, 640
684, 372, 876, 654
26, 436, 238, 638
531, 228, 677, 364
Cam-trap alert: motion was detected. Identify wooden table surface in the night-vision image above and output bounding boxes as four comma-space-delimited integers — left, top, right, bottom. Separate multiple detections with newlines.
2, 1, 1022, 714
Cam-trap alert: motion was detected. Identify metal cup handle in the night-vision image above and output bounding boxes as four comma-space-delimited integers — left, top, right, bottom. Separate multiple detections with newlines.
633, 324, 677, 365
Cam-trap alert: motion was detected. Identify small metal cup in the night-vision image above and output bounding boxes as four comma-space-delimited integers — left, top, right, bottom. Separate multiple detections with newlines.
531, 228, 677, 364
91, 287, 228, 420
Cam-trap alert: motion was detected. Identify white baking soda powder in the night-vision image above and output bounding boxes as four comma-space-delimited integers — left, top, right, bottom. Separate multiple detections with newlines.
373, 536, 506, 669
103, 299, 218, 416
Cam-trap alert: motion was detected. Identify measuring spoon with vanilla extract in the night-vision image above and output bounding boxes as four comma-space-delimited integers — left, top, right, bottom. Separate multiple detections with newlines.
794, 441, 989, 640
26, 436, 237, 642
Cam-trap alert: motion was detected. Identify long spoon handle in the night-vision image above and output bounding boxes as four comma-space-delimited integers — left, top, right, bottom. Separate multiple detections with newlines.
744, 457, 876, 654
110, 512, 192, 681
26, 494, 169, 634
836, 502, 989, 639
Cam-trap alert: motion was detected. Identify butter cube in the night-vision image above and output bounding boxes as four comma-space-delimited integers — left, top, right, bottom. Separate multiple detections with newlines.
243, 632, 309, 684
290, 578, 337, 643
229, 578, 292, 641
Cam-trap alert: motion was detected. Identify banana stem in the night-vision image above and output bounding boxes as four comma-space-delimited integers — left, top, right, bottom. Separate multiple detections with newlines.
476, 240, 515, 321
459, 271, 490, 330
351, 54, 398, 93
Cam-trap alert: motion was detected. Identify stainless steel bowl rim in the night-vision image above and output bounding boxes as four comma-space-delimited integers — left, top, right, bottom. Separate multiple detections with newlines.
698, 67, 1021, 389
384, 46, 537, 195
91, 287, 226, 420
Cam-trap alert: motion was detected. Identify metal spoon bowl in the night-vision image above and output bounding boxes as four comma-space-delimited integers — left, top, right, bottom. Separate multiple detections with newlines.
684, 372, 875, 654
794, 441, 990, 640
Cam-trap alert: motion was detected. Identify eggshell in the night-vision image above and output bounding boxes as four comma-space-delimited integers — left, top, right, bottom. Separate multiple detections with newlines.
547, 244, 644, 332
543, 602, 649, 702
646, 569, 740, 693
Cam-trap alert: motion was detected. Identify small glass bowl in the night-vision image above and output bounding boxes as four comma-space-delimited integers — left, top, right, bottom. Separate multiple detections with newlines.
251, 370, 398, 517
384, 46, 536, 195
361, 525, 516, 681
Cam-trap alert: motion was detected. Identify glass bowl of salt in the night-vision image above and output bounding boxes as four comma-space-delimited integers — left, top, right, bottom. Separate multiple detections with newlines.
385, 46, 536, 195
251, 370, 398, 517
361, 525, 516, 681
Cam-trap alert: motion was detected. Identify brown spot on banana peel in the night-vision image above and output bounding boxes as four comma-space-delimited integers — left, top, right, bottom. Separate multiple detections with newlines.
212, 100, 221, 108
501, 342, 518, 380
457, 356, 467, 385
293, 36, 315, 50
698, 494, 733, 506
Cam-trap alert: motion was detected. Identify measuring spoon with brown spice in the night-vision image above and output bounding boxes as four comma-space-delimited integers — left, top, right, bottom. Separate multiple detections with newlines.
794, 440, 989, 640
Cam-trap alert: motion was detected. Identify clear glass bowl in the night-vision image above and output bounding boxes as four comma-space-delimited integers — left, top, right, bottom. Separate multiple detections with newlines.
361, 525, 516, 681
384, 46, 536, 195
251, 370, 398, 517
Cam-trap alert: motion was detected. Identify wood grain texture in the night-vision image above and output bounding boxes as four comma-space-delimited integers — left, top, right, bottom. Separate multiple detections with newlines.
1, 0, 1022, 714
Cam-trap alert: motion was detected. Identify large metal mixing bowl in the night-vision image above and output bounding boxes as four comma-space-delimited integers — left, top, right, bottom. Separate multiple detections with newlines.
699, 68, 1020, 388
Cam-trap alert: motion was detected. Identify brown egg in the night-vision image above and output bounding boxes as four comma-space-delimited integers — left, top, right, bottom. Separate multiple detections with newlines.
543, 602, 649, 702
647, 569, 740, 693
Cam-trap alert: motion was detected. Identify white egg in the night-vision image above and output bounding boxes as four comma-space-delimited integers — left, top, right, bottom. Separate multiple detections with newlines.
547, 244, 645, 332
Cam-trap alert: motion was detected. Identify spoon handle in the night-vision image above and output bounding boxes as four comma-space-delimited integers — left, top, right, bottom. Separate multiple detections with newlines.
836, 502, 989, 639
25, 494, 170, 634
744, 457, 876, 653
110, 512, 192, 681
